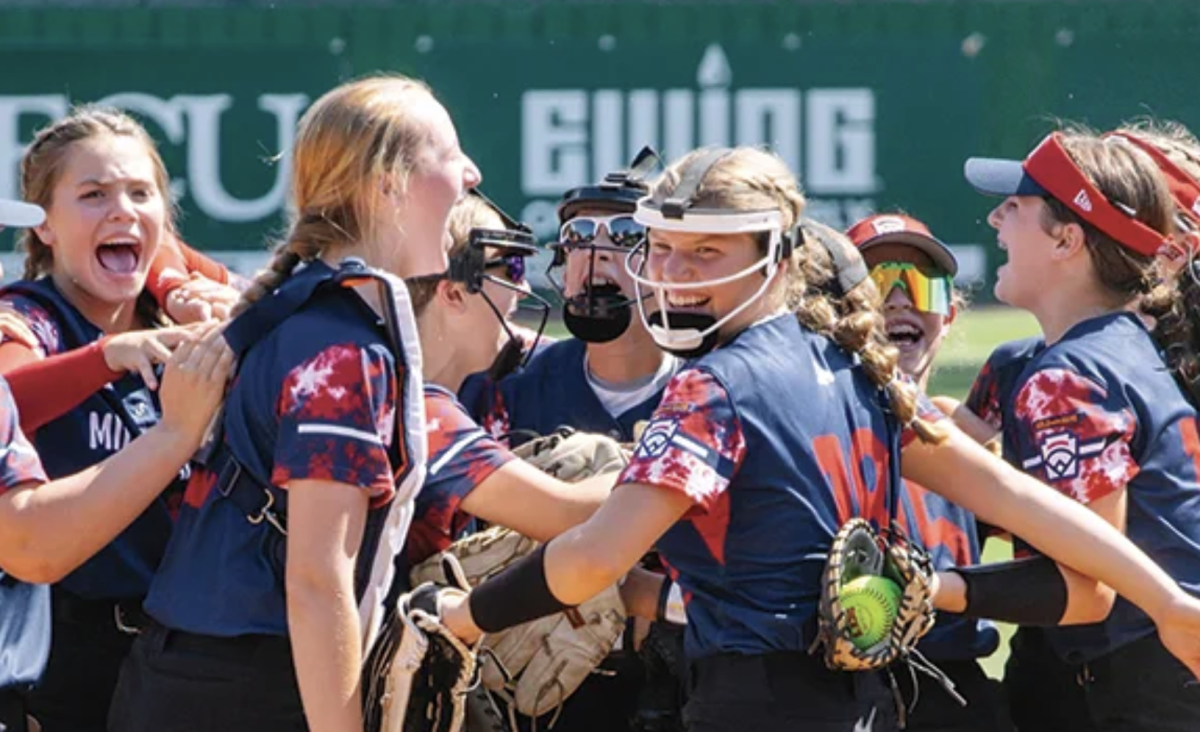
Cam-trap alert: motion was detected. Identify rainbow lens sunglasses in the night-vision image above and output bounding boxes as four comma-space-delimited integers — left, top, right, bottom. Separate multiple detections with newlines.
559, 214, 646, 250
869, 262, 953, 315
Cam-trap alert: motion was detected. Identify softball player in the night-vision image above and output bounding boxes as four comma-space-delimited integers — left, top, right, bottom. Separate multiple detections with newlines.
0, 107, 224, 732
844, 214, 1011, 732
434, 146, 1200, 732
463, 152, 680, 446
931, 129, 1200, 731
107, 74, 478, 732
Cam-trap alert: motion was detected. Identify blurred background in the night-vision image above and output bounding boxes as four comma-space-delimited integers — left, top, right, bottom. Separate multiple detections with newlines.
1, 0, 1195, 401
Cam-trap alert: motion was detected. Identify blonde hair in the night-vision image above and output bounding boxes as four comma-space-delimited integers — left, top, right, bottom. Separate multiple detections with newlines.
408, 194, 504, 317
20, 105, 176, 281
234, 74, 436, 316
648, 147, 943, 444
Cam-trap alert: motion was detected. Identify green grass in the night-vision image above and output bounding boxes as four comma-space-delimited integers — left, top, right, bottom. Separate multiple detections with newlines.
533, 305, 1043, 679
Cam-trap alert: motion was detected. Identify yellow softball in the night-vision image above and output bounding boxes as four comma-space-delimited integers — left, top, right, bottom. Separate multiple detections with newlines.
839, 575, 902, 649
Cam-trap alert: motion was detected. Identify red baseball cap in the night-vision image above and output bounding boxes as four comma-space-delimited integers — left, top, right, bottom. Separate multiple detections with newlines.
964, 132, 1168, 258
0, 198, 43, 228
845, 213, 958, 276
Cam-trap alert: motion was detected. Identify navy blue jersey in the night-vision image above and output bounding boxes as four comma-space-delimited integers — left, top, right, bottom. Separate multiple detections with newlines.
1003, 313, 1200, 662
896, 481, 999, 660
967, 336, 1045, 461
0, 378, 51, 692
463, 338, 661, 444
616, 314, 909, 661
0, 278, 186, 600
403, 385, 514, 571
145, 263, 407, 637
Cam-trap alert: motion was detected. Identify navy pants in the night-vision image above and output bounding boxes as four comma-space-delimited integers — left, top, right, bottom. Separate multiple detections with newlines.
108, 623, 306, 732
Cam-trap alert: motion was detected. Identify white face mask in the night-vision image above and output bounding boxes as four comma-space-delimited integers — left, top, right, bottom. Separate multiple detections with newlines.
623, 199, 788, 357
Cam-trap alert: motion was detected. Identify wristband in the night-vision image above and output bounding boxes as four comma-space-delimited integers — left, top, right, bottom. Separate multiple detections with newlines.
955, 556, 1068, 626
468, 544, 573, 633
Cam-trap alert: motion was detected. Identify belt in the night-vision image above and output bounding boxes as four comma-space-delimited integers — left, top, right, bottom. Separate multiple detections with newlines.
147, 623, 291, 663
51, 590, 150, 636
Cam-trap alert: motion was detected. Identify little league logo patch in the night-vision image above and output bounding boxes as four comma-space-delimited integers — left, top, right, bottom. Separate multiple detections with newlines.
1022, 429, 1106, 481
636, 418, 680, 459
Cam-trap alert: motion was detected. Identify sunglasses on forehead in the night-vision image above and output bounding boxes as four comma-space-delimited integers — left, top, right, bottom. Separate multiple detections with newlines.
559, 214, 646, 250
483, 252, 527, 286
869, 262, 953, 315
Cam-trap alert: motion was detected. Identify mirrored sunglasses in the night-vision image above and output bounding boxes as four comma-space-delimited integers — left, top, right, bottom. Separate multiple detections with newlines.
559, 214, 645, 250
869, 262, 953, 315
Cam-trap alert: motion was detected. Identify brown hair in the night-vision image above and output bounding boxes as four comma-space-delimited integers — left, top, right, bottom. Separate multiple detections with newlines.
408, 194, 504, 317
20, 105, 175, 325
233, 74, 436, 316
20, 105, 176, 279
647, 147, 943, 444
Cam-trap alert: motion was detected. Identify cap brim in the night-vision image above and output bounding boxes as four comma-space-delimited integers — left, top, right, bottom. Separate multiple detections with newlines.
964, 157, 1048, 197
858, 232, 958, 277
0, 200, 45, 228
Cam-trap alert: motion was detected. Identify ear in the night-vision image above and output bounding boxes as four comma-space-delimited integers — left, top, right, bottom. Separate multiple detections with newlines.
945, 302, 959, 327
437, 278, 470, 314
1051, 221, 1088, 261
34, 221, 55, 247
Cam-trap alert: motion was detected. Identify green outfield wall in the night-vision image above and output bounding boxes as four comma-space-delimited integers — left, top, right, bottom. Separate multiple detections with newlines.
2, 1, 1199, 292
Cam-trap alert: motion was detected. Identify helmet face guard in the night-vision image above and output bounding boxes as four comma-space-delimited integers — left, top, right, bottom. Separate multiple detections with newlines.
622, 148, 795, 358
546, 147, 661, 343
445, 190, 551, 377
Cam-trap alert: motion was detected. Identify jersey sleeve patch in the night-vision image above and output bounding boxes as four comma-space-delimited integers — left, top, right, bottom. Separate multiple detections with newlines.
617, 369, 745, 513
272, 343, 397, 504
1013, 367, 1138, 504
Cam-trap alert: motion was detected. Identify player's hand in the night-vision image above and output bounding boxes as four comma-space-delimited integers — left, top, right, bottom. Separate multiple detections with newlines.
165, 274, 240, 324
158, 324, 233, 447
439, 589, 483, 644
102, 323, 208, 390
1153, 591, 1200, 681
0, 301, 40, 351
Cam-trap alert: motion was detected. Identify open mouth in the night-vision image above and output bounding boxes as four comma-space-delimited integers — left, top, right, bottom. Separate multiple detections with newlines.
886, 321, 924, 350
96, 240, 142, 276
665, 292, 711, 312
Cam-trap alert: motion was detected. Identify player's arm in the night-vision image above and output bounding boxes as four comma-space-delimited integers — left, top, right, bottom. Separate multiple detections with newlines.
459, 461, 615, 542
902, 425, 1176, 629
286, 478, 369, 732
0, 328, 231, 581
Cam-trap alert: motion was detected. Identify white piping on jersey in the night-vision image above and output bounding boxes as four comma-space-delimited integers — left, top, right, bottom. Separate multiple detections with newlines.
296, 422, 383, 445
428, 428, 488, 476
1021, 439, 1105, 469
671, 432, 710, 460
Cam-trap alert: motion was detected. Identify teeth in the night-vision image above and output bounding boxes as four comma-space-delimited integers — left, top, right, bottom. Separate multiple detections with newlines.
100, 239, 138, 247
667, 294, 708, 307
887, 323, 922, 337
588, 277, 616, 287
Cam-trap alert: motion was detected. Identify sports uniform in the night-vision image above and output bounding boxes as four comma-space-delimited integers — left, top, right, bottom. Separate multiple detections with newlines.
0, 380, 51, 732
403, 384, 515, 574
619, 313, 906, 732
847, 214, 1009, 731
0, 278, 185, 732
108, 260, 423, 732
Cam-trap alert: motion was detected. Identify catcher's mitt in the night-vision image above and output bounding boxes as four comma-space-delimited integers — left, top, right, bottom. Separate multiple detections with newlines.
509, 427, 629, 482
411, 526, 627, 721
364, 558, 478, 732
811, 518, 936, 672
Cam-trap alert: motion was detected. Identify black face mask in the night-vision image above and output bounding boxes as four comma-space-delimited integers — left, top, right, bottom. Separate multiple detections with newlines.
647, 310, 721, 359
561, 283, 633, 343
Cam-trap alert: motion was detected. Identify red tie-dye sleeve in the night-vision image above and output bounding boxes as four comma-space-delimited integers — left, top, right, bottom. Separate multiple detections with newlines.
0, 378, 47, 494
271, 343, 397, 505
616, 369, 746, 514
1013, 367, 1138, 505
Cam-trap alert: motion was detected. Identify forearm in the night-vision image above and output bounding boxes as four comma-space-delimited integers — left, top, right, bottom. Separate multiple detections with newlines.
4, 341, 123, 433
466, 463, 614, 543
906, 429, 1180, 623
288, 571, 364, 732
0, 424, 196, 582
